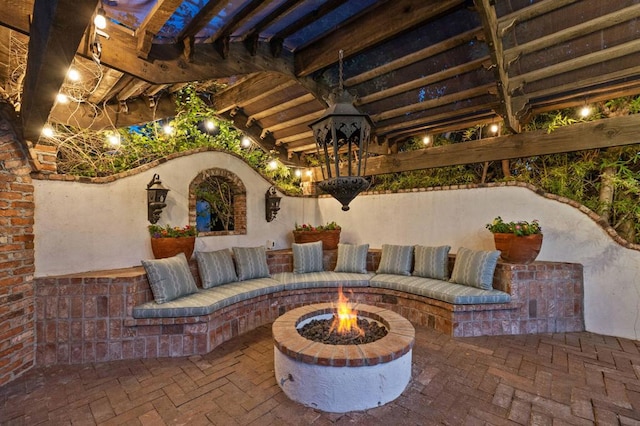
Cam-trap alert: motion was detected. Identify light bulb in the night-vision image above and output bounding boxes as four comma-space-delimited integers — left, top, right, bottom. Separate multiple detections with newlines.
94, 9, 107, 30
295, 169, 302, 178
422, 135, 431, 145
42, 126, 54, 138
107, 134, 120, 147
580, 106, 591, 118
269, 160, 278, 170
306, 170, 313, 177
241, 137, 251, 148
67, 68, 80, 82
56, 93, 69, 104
163, 124, 174, 135
490, 124, 499, 134
205, 120, 216, 130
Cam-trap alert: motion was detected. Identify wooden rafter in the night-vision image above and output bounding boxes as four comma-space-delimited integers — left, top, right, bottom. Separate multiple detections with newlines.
212, 73, 296, 113
242, 0, 304, 55
475, 0, 520, 133
498, 0, 580, 36
136, 0, 182, 59
247, 93, 315, 122
21, 0, 99, 143
360, 114, 640, 176
295, 0, 465, 77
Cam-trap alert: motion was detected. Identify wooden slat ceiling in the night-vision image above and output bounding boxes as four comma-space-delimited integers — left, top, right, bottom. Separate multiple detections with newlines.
2, 0, 640, 170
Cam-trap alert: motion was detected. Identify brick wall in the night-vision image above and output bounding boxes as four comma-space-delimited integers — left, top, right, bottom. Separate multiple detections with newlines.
34, 249, 583, 365
0, 103, 35, 386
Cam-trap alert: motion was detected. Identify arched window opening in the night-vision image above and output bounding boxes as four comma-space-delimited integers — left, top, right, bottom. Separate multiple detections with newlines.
189, 168, 247, 236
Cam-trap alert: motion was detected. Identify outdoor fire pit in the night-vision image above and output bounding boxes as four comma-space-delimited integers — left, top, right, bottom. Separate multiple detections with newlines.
272, 289, 415, 413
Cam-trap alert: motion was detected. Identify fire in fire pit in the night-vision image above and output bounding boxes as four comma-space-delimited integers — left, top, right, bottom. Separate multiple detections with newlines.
272, 288, 415, 413
298, 288, 388, 345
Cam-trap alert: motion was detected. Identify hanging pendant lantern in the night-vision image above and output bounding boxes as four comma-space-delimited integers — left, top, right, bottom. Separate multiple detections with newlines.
309, 50, 373, 211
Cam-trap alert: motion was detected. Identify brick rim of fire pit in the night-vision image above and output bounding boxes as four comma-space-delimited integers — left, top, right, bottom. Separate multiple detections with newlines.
272, 303, 415, 367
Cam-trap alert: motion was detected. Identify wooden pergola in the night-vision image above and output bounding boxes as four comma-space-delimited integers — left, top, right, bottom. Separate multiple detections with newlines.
2, 0, 640, 174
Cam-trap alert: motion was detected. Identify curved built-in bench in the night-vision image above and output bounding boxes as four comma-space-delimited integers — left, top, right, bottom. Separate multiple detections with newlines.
34, 249, 585, 365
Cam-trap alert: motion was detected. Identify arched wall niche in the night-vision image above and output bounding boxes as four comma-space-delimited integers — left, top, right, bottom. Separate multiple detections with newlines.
188, 168, 247, 236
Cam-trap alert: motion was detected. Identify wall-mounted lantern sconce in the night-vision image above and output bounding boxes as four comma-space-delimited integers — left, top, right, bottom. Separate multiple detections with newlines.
146, 173, 169, 224
265, 186, 281, 222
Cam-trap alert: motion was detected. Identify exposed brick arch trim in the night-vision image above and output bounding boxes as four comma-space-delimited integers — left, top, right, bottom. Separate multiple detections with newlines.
189, 168, 247, 236
0, 101, 35, 385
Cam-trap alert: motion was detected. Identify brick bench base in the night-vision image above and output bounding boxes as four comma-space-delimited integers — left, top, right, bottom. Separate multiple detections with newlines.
33, 250, 584, 365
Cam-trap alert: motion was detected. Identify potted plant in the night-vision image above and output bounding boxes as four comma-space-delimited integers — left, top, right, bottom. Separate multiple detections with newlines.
485, 216, 543, 263
148, 224, 197, 260
292, 221, 341, 250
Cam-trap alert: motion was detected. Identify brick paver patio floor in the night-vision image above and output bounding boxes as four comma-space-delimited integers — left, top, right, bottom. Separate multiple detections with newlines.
2, 324, 640, 425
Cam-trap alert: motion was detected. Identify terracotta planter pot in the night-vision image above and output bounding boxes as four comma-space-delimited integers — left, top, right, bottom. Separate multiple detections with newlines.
493, 233, 543, 263
292, 229, 341, 250
150, 236, 196, 260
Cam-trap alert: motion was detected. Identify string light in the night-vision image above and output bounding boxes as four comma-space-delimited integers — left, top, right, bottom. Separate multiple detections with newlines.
56, 93, 69, 104
241, 137, 251, 148
94, 8, 107, 30
42, 125, 54, 138
580, 106, 591, 118
66, 68, 80, 82
489, 124, 500, 134
163, 124, 174, 135
107, 134, 121, 148
422, 135, 431, 145
294, 169, 302, 178
205, 120, 216, 131
268, 159, 278, 170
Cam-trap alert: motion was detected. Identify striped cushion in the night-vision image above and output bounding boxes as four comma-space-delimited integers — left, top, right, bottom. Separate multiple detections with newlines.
450, 247, 500, 290
196, 249, 237, 288
413, 245, 451, 280
376, 244, 413, 276
141, 253, 198, 304
370, 274, 510, 304
132, 277, 283, 318
232, 246, 270, 281
272, 271, 374, 290
292, 241, 324, 273
334, 243, 369, 273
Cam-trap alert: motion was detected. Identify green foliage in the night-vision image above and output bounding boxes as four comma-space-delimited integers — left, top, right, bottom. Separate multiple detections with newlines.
294, 221, 341, 231
52, 85, 302, 194
148, 224, 197, 238
486, 216, 542, 236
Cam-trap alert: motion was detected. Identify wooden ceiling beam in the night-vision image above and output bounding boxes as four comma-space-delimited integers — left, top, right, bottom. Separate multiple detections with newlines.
269, 0, 346, 56
212, 72, 296, 113
87, 68, 125, 104
242, 0, 304, 55
136, 0, 182, 59
509, 39, 640, 92
219, 107, 294, 164
276, 130, 313, 145
361, 114, 640, 176
345, 27, 482, 87
475, 0, 520, 133
505, 4, 640, 64
295, 0, 465, 77
21, 0, 99, 143
264, 109, 322, 133
177, 0, 227, 42
356, 56, 489, 106
248, 93, 315, 121
498, 0, 580, 36
372, 84, 495, 122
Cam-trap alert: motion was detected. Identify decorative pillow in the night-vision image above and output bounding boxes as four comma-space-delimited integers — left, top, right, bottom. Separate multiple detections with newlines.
141, 253, 198, 304
292, 241, 324, 274
376, 244, 413, 276
195, 249, 238, 288
334, 243, 369, 274
232, 246, 270, 281
413, 245, 451, 280
449, 247, 500, 290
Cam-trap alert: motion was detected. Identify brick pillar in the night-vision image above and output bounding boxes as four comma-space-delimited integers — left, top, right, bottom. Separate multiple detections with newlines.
0, 102, 35, 385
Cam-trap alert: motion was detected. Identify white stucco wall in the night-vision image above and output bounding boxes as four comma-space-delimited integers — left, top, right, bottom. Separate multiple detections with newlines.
34, 151, 640, 340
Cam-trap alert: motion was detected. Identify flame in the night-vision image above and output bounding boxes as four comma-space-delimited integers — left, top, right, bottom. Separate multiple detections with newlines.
329, 287, 364, 337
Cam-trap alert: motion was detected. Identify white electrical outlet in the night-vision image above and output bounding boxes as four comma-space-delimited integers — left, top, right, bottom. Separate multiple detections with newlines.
266, 240, 276, 249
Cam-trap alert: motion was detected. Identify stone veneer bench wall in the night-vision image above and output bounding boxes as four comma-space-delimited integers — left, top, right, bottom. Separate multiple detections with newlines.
33, 249, 584, 366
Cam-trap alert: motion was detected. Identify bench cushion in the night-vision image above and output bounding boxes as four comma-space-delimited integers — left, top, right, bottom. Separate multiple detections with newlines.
272, 271, 374, 290
370, 274, 511, 304
132, 277, 283, 318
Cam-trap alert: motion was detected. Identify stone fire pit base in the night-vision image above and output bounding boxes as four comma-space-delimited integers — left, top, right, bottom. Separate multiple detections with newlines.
272, 303, 415, 413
